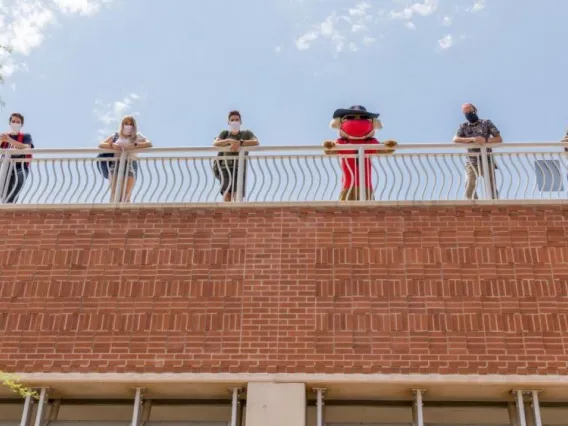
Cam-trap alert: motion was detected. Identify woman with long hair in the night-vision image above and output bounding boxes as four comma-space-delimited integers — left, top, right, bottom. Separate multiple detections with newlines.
98, 115, 152, 202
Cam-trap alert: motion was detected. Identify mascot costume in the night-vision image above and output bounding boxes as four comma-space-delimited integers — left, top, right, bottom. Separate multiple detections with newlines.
323, 105, 397, 201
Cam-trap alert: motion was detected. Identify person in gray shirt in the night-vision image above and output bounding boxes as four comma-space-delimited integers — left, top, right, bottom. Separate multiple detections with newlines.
453, 103, 503, 200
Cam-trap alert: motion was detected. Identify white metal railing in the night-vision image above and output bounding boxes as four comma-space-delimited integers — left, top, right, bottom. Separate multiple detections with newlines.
0, 142, 567, 206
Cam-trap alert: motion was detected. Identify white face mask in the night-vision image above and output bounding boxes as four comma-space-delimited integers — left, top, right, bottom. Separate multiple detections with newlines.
10, 123, 22, 133
229, 121, 241, 132
123, 125, 133, 136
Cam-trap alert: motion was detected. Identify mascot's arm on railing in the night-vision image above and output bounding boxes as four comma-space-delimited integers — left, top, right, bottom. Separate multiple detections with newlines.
379, 139, 398, 155
323, 140, 338, 155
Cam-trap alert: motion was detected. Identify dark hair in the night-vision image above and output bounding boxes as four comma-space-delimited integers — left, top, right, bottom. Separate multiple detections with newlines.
228, 110, 241, 121
9, 113, 24, 125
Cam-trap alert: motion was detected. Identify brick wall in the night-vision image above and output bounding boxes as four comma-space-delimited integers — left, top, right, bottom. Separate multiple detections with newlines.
0, 205, 567, 375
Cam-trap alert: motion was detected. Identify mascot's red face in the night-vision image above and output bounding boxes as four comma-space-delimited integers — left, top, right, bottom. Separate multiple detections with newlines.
340, 115, 374, 139
330, 106, 382, 140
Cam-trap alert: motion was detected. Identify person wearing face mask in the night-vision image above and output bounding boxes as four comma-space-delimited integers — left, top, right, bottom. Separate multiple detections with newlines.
212, 110, 259, 202
98, 115, 152, 203
0, 113, 34, 203
453, 103, 503, 200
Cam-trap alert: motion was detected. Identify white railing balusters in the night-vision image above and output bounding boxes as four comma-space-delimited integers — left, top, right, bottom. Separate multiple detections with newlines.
0, 142, 566, 206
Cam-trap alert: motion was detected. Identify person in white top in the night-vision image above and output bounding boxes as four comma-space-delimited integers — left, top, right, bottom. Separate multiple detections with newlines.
98, 115, 152, 202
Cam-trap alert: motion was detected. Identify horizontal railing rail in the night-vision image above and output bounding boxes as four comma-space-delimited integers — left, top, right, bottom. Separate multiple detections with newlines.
0, 142, 567, 206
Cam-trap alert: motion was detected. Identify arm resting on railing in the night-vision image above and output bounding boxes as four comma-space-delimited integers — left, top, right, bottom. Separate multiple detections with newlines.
241, 139, 259, 147
323, 140, 338, 155
487, 135, 503, 144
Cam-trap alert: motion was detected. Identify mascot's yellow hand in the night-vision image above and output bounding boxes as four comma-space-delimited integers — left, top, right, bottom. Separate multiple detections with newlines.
323, 140, 336, 149
384, 140, 398, 148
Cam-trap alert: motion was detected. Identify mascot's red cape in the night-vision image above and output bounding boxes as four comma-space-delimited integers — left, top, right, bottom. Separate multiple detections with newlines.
323, 105, 397, 199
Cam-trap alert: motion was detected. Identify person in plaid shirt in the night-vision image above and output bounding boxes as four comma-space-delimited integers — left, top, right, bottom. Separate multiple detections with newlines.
0, 113, 34, 203
453, 103, 503, 200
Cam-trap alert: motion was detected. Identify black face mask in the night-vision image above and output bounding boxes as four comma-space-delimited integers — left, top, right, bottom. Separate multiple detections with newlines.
465, 112, 479, 123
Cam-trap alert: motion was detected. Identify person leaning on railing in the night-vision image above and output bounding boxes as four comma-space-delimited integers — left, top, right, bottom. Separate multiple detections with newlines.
562, 129, 568, 151
323, 105, 397, 201
452, 103, 503, 200
212, 110, 259, 202
0, 113, 34, 203
98, 115, 152, 203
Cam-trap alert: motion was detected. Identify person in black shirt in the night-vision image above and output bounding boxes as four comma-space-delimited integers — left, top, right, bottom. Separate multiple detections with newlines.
0, 113, 34, 203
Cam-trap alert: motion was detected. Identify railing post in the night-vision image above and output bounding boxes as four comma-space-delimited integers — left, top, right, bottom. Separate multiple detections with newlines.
112, 150, 128, 204
235, 149, 246, 203
0, 151, 12, 202
480, 144, 493, 200
358, 146, 366, 201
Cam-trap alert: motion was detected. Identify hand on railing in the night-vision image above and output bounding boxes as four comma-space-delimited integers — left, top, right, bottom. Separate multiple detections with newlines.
323, 140, 337, 155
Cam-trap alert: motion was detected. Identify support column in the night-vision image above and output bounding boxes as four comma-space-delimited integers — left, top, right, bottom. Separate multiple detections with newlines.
33, 388, 48, 426
245, 383, 306, 426
230, 388, 241, 426
131, 388, 144, 426
314, 388, 326, 426
513, 390, 527, 426
530, 391, 543, 426
19, 394, 34, 426
412, 389, 425, 426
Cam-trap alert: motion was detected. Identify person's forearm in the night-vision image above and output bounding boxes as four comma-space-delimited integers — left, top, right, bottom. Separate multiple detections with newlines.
12, 142, 31, 149
241, 139, 259, 147
213, 139, 230, 147
134, 141, 152, 149
99, 142, 113, 149
453, 137, 474, 144
488, 136, 502, 144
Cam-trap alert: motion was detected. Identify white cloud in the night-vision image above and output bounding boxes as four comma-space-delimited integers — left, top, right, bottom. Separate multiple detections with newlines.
389, 0, 438, 21
362, 36, 376, 46
93, 93, 145, 137
438, 34, 453, 49
0, 0, 112, 79
294, 1, 376, 54
296, 30, 319, 50
293, 0, 488, 54
470, 0, 486, 12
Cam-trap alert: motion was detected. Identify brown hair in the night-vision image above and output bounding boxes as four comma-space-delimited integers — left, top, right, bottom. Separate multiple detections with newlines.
228, 110, 241, 121
9, 113, 24, 125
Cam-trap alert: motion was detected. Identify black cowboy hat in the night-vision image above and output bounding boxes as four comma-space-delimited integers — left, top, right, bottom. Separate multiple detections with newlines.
332, 105, 380, 119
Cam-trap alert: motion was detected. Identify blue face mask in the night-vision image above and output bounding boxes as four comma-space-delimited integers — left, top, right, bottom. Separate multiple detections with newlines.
465, 112, 479, 123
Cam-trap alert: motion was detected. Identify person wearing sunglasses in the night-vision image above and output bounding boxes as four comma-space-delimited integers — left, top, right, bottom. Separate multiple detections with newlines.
323, 105, 397, 201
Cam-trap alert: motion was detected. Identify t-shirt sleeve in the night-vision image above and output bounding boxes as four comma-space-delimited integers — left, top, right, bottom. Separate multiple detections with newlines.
216, 130, 229, 140
456, 124, 466, 138
23, 134, 34, 148
135, 132, 147, 143
244, 130, 256, 140
486, 120, 501, 137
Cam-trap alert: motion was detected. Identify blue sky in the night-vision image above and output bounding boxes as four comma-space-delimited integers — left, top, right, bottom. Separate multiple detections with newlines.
0, 0, 567, 150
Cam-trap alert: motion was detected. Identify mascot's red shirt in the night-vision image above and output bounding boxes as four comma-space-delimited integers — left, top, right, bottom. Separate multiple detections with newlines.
336, 137, 380, 189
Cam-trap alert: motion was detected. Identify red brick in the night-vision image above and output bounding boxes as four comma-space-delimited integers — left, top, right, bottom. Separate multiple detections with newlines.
0, 205, 567, 375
